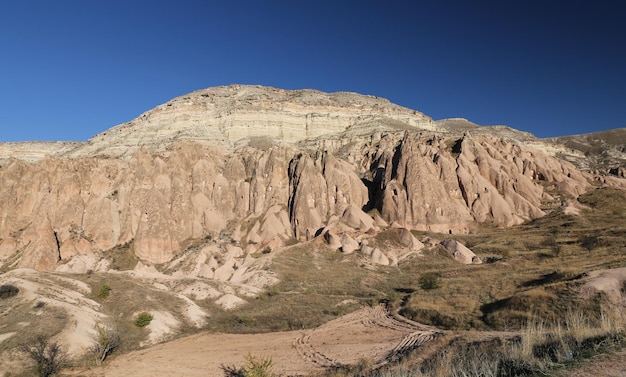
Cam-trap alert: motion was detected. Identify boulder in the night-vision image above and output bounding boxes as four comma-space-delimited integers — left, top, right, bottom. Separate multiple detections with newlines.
323, 229, 342, 250
342, 204, 375, 230
393, 227, 424, 251
440, 239, 481, 264
340, 234, 359, 254
359, 244, 390, 266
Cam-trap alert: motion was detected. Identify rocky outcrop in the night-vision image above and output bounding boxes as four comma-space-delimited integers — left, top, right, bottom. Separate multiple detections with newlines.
375, 134, 473, 233
391, 226, 424, 251
0, 85, 621, 271
440, 239, 481, 264
371, 132, 592, 232
288, 153, 369, 240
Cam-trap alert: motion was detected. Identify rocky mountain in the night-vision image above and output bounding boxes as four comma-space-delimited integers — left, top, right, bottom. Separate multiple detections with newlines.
0, 85, 625, 272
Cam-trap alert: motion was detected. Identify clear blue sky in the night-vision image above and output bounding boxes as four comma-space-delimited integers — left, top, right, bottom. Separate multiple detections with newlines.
1, 0, 625, 142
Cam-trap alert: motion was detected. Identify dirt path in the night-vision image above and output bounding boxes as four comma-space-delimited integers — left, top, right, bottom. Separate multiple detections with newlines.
73, 305, 442, 376
557, 350, 626, 377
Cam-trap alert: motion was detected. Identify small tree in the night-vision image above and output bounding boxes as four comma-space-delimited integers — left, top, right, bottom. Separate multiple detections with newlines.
91, 323, 120, 365
20, 335, 67, 377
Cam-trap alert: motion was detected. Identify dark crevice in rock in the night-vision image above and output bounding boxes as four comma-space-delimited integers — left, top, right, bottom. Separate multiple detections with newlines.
53, 230, 62, 261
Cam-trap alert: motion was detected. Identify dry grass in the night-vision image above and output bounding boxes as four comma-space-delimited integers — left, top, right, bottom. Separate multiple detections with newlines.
206, 245, 386, 333
0, 301, 68, 352
316, 307, 625, 377
393, 188, 626, 333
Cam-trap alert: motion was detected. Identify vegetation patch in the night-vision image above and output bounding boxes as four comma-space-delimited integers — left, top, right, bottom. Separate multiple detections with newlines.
20, 335, 67, 377
0, 284, 19, 299
102, 241, 138, 271
418, 272, 440, 290
97, 283, 111, 299
134, 312, 154, 327
223, 353, 277, 377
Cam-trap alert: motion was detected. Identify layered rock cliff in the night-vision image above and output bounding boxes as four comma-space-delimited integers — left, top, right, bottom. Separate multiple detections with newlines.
0, 85, 623, 271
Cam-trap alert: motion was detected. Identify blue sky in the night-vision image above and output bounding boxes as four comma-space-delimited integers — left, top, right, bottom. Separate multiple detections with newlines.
1, 1, 625, 142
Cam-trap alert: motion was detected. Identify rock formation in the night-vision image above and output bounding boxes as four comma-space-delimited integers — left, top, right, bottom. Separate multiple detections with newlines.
0, 84, 624, 271
440, 239, 481, 264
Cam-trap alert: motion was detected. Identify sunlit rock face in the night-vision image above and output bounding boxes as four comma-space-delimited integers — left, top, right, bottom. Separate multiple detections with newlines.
63, 85, 437, 159
0, 85, 620, 270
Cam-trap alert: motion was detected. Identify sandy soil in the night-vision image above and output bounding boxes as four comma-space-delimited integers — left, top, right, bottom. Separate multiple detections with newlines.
73, 305, 441, 377
581, 267, 626, 304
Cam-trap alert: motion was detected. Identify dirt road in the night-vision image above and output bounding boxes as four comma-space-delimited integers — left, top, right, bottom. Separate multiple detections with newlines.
76, 305, 441, 376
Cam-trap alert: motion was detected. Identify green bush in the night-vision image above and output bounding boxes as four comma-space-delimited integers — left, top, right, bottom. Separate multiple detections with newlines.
242, 353, 275, 377
97, 284, 111, 299
134, 312, 153, 327
419, 272, 440, 290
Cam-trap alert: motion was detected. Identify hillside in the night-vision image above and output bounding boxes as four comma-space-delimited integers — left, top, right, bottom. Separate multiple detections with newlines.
0, 85, 625, 376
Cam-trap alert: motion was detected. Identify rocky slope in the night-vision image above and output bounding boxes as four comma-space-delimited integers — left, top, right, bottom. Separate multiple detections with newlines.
0, 85, 624, 272
551, 128, 626, 172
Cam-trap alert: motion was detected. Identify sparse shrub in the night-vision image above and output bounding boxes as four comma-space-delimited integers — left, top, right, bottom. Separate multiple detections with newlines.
20, 335, 67, 377
241, 353, 276, 377
418, 272, 440, 290
541, 234, 562, 256
134, 312, 153, 327
97, 283, 111, 299
234, 315, 254, 325
0, 284, 19, 299
580, 235, 600, 251
34, 301, 46, 308
261, 247, 272, 254
91, 323, 120, 365
221, 353, 276, 377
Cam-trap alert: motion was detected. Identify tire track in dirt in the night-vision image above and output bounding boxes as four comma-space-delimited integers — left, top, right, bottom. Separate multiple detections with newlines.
368, 304, 443, 365
384, 330, 442, 364
293, 333, 343, 368
292, 304, 443, 369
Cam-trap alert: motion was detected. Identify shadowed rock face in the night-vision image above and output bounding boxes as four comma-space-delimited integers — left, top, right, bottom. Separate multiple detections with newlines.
0, 85, 623, 270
